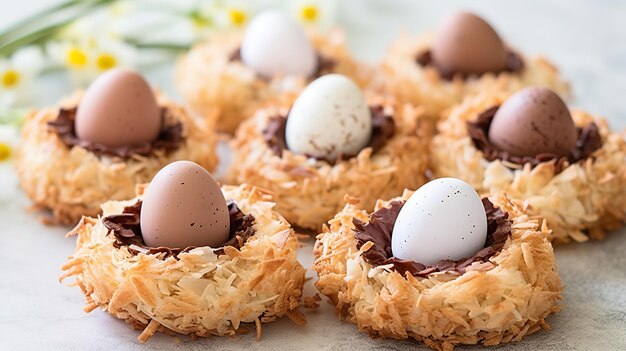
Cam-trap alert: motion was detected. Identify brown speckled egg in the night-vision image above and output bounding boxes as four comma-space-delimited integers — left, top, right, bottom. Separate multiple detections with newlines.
140, 161, 230, 248
75, 68, 161, 148
488, 87, 578, 157
431, 12, 508, 76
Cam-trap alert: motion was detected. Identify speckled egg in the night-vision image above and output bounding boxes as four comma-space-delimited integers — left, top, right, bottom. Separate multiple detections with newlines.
488, 87, 577, 157
391, 178, 488, 265
75, 68, 161, 148
140, 161, 230, 248
285, 74, 372, 161
241, 10, 317, 78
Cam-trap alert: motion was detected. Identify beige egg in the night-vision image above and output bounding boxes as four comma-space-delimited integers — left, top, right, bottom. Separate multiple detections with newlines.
140, 161, 230, 248
432, 12, 508, 76
75, 68, 161, 148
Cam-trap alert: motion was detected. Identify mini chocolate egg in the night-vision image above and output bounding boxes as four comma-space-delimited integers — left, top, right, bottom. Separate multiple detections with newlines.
431, 11, 508, 76
285, 74, 372, 161
75, 68, 161, 148
140, 161, 230, 248
488, 87, 577, 157
241, 10, 317, 78
391, 178, 487, 265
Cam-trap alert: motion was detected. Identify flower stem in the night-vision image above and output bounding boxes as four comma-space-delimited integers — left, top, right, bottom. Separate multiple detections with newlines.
126, 41, 191, 52
0, 0, 117, 57
0, 0, 80, 43
0, 22, 68, 57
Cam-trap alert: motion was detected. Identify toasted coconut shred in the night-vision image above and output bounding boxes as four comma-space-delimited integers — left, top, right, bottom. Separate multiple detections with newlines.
14, 92, 219, 225
374, 33, 570, 121
432, 92, 626, 243
60, 184, 306, 341
175, 30, 371, 134
227, 96, 431, 231
313, 190, 563, 350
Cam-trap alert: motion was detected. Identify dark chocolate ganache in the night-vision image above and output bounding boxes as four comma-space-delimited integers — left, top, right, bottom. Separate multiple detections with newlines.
262, 105, 395, 163
230, 48, 337, 79
103, 200, 255, 259
47, 107, 183, 159
416, 49, 524, 81
467, 106, 603, 173
353, 198, 511, 277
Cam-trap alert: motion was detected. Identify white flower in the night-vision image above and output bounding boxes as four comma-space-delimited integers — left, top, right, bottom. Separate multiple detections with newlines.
0, 46, 44, 108
0, 125, 20, 163
47, 36, 137, 87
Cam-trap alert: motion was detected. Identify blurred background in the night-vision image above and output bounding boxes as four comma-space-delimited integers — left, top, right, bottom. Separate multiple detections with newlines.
1, 0, 625, 115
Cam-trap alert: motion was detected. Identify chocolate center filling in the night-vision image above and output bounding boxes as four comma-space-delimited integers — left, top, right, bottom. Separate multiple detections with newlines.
230, 48, 337, 79
47, 107, 183, 159
103, 200, 256, 259
467, 106, 603, 173
416, 49, 524, 81
354, 198, 511, 277
262, 105, 395, 163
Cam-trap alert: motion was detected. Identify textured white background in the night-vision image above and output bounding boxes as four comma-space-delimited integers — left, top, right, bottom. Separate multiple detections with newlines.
1, 1, 625, 350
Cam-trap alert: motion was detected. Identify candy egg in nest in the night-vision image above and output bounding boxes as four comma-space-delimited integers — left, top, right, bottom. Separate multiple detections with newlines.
241, 10, 317, 78
140, 161, 230, 248
75, 68, 161, 148
391, 178, 488, 265
488, 87, 578, 157
285, 74, 372, 161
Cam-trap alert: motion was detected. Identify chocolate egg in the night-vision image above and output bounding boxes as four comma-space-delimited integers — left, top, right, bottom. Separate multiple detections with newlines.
431, 12, 508, 76
241, 10, 317, 78
488, 87, 577, 157
140, 161, 230, 248
75, 68, 161, 148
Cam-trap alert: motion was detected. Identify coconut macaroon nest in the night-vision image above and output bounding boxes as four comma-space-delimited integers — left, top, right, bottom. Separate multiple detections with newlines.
227, 97, 431, 231
175, 30, 369, 134
313, 190, 562, 350
15, 93, 218, 225
431, 93, 626, 243
60, 183, 306, 341
377, 33, 569, 121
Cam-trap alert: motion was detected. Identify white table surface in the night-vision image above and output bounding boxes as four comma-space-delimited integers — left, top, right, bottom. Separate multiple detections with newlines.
1, 1, 625, 350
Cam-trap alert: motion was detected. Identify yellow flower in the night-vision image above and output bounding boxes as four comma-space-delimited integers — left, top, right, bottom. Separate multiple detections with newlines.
228, 8, 247, 27
66, 47, 89, 67
48, 37, 136, 86
96, 53, 117, 70
1, 70, 20, 88
291, 0, 336, 29
300, 4, 319, 23
0, 142, 11, 161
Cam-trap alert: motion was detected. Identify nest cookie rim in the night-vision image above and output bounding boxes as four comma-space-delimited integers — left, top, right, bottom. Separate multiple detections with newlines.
60, 183, 307, 342
228, 97, 431, 230
14, 91, 219, 225
431, 92, 626, 243
376, 33, 570, 120
313, 190, 563, 350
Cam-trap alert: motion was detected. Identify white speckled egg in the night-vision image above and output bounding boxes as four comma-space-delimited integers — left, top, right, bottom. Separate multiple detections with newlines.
391, 178, 488, 265
285, 74, 372, 161
241, 10, 317, 78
